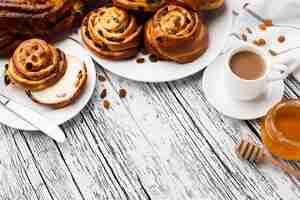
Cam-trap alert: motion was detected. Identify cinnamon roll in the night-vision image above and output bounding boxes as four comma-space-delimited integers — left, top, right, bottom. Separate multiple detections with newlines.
181, 0, 225, 11
113, 0, 165, 12
0, 0, 104, 55
81, 6, 143, 60
7, 39, 67, 91
144, 4, 209, 64
81, 7, 142, 60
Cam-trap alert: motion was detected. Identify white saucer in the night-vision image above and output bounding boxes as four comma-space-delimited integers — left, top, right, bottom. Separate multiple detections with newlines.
202, 54, 284, 120
0, 38, 96, 131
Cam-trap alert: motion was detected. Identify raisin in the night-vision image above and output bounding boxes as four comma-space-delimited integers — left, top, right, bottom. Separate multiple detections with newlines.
26, 62, 33, 70
241, 33, 247, 41
278, 35, 285, 43
136, 58, 145, 64
98, 74, 106, 82
100, 89, 107, 99
149, 54, 158, 62
103, 100, 111, 109
119, 88, 127, 98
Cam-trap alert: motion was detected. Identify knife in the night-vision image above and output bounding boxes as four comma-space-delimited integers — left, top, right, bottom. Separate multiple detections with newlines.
0, 94, 65, 142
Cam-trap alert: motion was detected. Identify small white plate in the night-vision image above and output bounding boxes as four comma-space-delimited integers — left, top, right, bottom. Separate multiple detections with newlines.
202, 54, 284, 120
77, 0, 234, 82
0, 38, 96, 131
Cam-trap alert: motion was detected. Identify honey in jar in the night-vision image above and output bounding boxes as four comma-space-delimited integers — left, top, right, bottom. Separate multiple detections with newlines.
262, 100, 300, 160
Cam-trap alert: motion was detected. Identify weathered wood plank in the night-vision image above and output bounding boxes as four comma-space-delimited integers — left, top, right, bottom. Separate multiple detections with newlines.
167, 73, 300, 200
2, 67, 300, 200
1, 128, 88, 200
0, 126, 52, 200
72, 62, 299, 200
14, 132, 87, 200
56, 101, 147, 200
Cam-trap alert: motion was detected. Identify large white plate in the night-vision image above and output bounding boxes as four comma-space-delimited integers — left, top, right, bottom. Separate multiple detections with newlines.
78, 1, 234, 82
0, 39, 96, 131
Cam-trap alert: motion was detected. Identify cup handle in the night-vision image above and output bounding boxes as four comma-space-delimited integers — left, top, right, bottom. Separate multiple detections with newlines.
267, 64, 289, 82
267, 59, 300, 82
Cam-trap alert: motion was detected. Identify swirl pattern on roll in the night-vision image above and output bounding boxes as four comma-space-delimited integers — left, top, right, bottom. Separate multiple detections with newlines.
8, 39, 67, 91
144, 4, 209, 63
113, 0, 165, 12
81, 6, 143, 60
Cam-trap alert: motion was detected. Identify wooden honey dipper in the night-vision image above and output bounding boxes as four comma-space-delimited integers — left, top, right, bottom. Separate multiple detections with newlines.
235, 139, 300, 176
235, 139, 265, 163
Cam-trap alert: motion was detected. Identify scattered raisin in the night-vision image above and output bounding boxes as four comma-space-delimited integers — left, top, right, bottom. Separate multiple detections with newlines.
100, 88, 107, 99
119, 88, 127, 98
263, 19, 273, 27
136, 58, 145, 64
246, 27, 252, 34
259, 23, 267, 31
149, 54, 158, 62
4, 64, 8, 70
103, 100, 111, 109
241, 33, 247, 41
253, 38, 266, 46
278, 35, 285, 43
98, 74, 106, 82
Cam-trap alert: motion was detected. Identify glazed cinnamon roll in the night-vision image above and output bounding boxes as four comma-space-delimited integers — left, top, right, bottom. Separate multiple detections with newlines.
81, 6, 143, 60
7, 39, 67, 91
181, 0, 225, 11
144, 4, 209, 64
113, 0, 165, 12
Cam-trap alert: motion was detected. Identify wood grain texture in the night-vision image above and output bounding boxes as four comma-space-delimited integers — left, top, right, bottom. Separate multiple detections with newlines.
2, 62, 300, 200
2, 0, 300, 197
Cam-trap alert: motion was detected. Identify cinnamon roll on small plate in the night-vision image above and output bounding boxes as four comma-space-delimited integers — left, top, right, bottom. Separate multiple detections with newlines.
79, 1, 233, 82
0, 38, 96, 131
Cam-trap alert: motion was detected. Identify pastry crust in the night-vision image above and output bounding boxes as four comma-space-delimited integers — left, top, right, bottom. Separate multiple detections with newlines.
0, 30, 22, 56
7, 39, 67, 91
81, 6, 142, 60
144, 4, 209, 64
179, 0, 225, 11
113, 0, 166, 12
0, 0, 102, 55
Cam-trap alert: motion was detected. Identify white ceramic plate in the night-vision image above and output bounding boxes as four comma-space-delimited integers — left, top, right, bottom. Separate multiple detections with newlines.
0, 39, 96, 131
202, 54, 284, 120
78, 1, 234, 82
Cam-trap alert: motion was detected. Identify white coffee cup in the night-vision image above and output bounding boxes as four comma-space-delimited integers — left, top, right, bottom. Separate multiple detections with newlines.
224, 44, 291, 101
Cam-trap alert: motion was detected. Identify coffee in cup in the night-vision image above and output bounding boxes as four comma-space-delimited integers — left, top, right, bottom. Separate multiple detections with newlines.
229, 51, 266, 80
224, 44, 290, 101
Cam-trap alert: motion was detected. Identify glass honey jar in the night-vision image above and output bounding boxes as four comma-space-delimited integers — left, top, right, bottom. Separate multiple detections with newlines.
262, 100, 300, 160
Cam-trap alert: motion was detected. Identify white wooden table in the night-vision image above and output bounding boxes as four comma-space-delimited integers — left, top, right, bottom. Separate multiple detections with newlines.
2, 2, 300, 200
